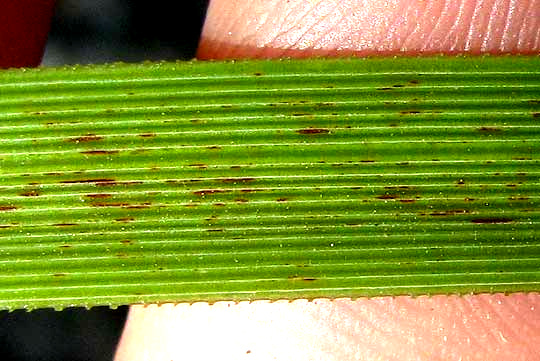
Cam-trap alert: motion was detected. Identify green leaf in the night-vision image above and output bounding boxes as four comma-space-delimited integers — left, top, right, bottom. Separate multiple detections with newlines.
0, 56, 539, 310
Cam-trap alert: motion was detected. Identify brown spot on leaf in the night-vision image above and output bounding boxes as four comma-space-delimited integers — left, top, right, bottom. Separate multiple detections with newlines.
392, 84, 404, 88
0, 205, 17, 211
400, 110, 421, 115
86, 193, 112, 199
360, 159, 375, 163
120, 239, 134, 245
67, 134, 104, 143
207, 146, 222, 150
91, 202, 130, 207
464, 197, 475, 202
235, 198, 248, 203
189, 163, 208, 168
58, 244, 72, 248
377, 87, 392, 91
288, 275, 317, 281
316, 102, 334, 107
409, 79, 420, 85
139, 133, 155, 138
53, 273, 66, 277
472, 217, 513, 224
213, 202, 226, 207
20, 190, 41, 197
506, 184, 517, 188
430, 209, 468, 216
230, 165, 242, 170
116, 253, 128, 258
115, 217, 135, 222
385, 186, 410, 190
94, 180, 143, 187
533, 112, 540, 118
509, 196, 530, 201
253, 72, 263, 76
240, 189, 259, 193
376, 194, 399, 200
81, 150, 119, 156
60, 178, 116, 184
399, 199, 416, 203
207, 229, 224, 232
94, 181, 118, 187
276, 197, 288, 202
126, 203, 151, 209
296, 128, 329, 135
513, 157, 532, 160
193, 189, 228, 196
478, 127, 502, 133
122, 181, 144, 186
456, 179, 466, 185
54, 223, 78, 227
45, 172, 63, 176
221, 177, 255, 183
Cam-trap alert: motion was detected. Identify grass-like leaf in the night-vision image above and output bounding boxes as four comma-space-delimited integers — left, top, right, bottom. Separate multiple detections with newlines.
0, 56, 539, 310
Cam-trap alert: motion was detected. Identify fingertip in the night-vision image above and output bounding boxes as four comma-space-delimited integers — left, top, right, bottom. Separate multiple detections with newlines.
197, 0, 540, 60
116, 294, 540, 361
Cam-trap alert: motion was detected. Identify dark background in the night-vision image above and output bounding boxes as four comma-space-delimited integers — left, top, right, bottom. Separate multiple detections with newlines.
44, 0, 209, 65
0, 1, 209, 360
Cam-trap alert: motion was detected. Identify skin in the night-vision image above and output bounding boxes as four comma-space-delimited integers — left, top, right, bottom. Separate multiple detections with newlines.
197, 0, 540, 58
115, 1, 540, 360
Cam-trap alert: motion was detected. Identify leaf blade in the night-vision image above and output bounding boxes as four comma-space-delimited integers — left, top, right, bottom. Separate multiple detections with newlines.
0, 56, 539, 310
